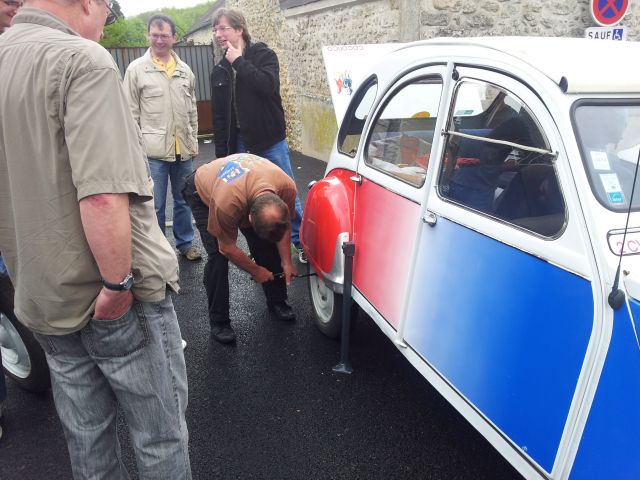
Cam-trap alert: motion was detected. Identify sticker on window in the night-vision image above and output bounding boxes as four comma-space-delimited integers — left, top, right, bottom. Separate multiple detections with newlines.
218, 161, 248, 184
590, 151, 611, 171
600, 173, 625, 204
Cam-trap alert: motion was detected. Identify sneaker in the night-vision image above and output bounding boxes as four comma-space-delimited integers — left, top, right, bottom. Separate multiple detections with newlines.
211, 324, 237, 344
268, 301, 296, 322
292, 244, 307, 264
180, 246, 202, 261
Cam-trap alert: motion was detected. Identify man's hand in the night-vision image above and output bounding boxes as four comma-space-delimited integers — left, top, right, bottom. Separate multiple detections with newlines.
252, 265, 274, 284
93, 288, 133, 320
282, 262, 297, 285
225, 43, 242, 64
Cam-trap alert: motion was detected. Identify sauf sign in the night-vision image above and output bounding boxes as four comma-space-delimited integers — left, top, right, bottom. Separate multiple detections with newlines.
585, 0, 629, 40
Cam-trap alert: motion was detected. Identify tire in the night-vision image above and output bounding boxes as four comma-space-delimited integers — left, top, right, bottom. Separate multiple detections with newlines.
0, 310, 50, 393
308, 265, 358, 339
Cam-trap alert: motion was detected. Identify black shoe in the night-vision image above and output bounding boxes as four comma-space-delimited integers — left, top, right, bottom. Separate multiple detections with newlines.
268, 301, 296, 322
211, 324, 237, 344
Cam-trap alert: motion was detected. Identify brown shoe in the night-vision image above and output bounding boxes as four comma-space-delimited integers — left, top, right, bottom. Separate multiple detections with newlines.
180, 246, 202, 261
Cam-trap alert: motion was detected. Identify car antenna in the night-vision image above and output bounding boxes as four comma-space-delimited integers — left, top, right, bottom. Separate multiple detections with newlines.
608, 147, 640, 309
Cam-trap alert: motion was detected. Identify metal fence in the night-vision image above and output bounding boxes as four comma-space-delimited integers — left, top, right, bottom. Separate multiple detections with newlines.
107, 45, 214, 101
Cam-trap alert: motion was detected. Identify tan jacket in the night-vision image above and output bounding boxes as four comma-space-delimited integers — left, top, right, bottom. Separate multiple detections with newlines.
124, 49, 199, 161
0, 8, 179, 334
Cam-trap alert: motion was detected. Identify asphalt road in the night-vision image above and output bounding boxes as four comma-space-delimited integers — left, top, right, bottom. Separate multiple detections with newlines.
0, 141, 523, 480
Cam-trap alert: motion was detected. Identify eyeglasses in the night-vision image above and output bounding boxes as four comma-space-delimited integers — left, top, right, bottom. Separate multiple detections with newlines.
103, 1, 118, 26
150, 33, 173, 41
1, 0, 23, 7
213, 26, 234, 34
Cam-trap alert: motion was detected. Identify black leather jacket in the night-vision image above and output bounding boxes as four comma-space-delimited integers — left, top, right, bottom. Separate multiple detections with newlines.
210, 41, 286, 158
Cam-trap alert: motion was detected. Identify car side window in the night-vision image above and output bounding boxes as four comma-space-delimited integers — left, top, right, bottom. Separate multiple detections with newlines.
364, 77, 442, 187
438, 81, 565, 237
337, 76, 378, 157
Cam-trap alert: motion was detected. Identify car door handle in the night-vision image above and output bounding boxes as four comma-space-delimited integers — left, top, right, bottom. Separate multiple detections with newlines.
422, 211, 437, 226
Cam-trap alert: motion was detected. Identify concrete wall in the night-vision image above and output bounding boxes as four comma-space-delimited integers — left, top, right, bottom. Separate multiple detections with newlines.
196, 0, 640, 160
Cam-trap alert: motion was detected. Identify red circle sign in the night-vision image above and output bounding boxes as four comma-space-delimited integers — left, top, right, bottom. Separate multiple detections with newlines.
591, 0, 629, 26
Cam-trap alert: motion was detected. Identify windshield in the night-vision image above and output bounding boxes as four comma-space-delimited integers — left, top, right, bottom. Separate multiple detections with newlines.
573, 102, 640, 212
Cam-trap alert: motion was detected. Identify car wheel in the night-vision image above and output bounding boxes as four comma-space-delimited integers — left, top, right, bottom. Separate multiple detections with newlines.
308, 265, 357, 339
0, 310, 50, 393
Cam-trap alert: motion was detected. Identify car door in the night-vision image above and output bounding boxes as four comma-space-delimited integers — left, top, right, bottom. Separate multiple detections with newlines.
401, 70, 597, 476
351, 66, 448, 330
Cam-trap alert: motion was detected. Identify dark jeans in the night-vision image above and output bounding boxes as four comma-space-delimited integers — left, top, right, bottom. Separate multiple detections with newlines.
182, 173, 287, 327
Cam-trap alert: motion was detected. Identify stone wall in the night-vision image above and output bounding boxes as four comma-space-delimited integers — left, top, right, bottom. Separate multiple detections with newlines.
419, 0, 639, 39
201, 0, 640, 160
184, 28, 214, 46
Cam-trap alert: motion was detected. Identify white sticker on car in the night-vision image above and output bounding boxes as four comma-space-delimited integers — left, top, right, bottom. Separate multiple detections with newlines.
590, 151, 611, 170
600, 172, 625, 204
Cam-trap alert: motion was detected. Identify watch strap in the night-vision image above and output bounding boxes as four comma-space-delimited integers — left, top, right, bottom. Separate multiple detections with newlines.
102, 272, 134, 291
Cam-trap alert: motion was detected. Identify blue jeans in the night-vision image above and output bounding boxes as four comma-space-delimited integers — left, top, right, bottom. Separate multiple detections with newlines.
236, 138, 304, 248
34, 292, 191, 480
148, 158, 195, 253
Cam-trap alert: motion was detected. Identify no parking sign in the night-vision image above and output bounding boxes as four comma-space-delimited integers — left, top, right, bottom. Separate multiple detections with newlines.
591, 0, 629, 26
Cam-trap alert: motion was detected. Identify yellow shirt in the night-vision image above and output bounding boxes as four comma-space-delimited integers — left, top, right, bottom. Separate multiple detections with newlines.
152, 55, 181, 156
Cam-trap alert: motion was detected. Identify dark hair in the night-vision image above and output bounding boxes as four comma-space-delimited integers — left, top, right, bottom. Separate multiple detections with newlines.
211, 8, 251, 43
148, 14, 176, 35
250, 193, 290, 243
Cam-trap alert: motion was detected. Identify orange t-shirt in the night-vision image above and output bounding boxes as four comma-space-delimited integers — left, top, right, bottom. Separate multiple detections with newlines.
194, 153, 297, 244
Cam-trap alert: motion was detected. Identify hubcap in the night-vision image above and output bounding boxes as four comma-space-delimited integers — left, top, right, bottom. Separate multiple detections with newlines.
0, 312, 32, 379
309, 268, 334, 324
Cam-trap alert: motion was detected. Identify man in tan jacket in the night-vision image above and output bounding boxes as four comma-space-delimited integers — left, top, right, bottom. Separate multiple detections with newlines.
0, 1, 191, 477
125, 14, 202, 261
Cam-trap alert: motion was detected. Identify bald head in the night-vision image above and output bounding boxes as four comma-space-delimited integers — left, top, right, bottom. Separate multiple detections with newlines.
249, 193, 291, 243
25, 0, 110, 41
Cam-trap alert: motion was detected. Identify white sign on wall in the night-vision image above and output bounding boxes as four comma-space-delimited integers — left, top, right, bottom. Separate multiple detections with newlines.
321, 44, 404, 124
585, 26, 627, 40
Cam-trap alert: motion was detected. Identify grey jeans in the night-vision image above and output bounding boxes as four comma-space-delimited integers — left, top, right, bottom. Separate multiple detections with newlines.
35, 292, 191, 480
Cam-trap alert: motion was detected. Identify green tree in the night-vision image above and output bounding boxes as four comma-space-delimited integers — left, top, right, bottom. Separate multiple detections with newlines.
111, 0, 123, 18
100, 1, 214, 48
100, 17, 147, 47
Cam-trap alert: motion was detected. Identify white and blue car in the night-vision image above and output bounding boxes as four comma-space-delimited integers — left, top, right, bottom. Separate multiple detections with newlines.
301, 37, 640, 479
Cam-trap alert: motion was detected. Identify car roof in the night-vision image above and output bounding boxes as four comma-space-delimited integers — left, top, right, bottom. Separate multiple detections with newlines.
394, 37, 640, 94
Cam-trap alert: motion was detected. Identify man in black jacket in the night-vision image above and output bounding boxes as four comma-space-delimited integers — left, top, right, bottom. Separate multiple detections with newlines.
210, 8, 306, 262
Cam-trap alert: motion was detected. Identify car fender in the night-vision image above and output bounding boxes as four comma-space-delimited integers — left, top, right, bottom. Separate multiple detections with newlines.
301, 168, 355, 292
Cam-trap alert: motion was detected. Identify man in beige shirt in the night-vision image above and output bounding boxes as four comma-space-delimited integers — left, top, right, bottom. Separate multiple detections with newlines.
0, 2, 190, 478
124, 14, 202, 262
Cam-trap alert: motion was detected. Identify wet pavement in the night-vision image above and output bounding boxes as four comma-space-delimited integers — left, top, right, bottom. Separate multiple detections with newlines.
0, 141, 523, 480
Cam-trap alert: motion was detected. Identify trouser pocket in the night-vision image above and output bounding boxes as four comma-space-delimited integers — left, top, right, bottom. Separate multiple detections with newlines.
82, 302, 149, 358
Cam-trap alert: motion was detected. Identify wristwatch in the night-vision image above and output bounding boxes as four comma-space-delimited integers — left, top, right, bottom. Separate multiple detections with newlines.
102, 272, 134, 291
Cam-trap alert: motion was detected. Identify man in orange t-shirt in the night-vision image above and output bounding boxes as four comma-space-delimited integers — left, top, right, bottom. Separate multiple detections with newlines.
183, 153, 298, 343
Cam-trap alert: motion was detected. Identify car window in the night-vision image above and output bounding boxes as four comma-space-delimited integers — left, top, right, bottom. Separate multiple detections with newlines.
337, 76, 378, 157
438, 81, 565, 237
364, 77, 442, 187
573, 102, 640, 212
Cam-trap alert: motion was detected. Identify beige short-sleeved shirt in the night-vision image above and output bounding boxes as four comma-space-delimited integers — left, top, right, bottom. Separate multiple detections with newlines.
194, 154, 297, 245
0, 8, 179, 335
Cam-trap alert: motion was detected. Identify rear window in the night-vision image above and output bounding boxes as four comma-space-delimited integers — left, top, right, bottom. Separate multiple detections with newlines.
573, 101, 640, 212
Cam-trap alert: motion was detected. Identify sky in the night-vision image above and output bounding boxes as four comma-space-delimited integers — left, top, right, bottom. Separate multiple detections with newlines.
118, 0, 209, 17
